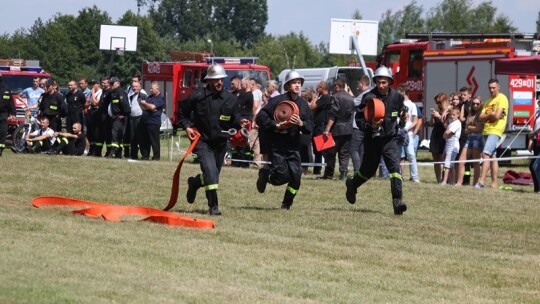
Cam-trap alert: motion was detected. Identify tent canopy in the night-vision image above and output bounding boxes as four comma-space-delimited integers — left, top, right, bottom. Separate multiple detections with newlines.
494, 55, 540, 75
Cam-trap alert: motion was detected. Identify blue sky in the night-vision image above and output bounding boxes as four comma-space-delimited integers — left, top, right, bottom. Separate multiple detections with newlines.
2, 0, 538, 45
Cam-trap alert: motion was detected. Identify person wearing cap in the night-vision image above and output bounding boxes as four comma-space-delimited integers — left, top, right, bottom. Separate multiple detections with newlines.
38, 79, 65, 132
178, 63, 249, 216
255, 70, 314, 210
0, 71, 16, 156
345, 66, 409, 215
107, 77, 130, 158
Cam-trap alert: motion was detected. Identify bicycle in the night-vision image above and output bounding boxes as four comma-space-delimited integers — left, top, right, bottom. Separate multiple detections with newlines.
10, 108, 40, 153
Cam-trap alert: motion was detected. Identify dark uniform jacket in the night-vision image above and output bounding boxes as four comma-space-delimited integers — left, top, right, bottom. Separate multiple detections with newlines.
256, 92, 313, 152
109, 87, 130, 117
357, 87, 404, 138
65, 89, 86, 114
178, 87, 242, 144
328, 90, 355, 136
38, 91, 65, 117
0, 83, 15, 119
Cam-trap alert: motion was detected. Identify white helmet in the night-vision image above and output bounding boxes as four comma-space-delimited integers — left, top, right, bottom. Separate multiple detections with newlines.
373, 66, 394, 85
205, 64, 227, 80
284, 70, 305, 87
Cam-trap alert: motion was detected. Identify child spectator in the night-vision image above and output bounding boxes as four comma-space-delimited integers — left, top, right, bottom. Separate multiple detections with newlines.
441, 107, 461, 185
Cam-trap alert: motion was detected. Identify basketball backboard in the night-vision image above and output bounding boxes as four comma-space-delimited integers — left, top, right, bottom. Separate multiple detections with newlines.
329, 19, 378, 56
99, 25, 138, 52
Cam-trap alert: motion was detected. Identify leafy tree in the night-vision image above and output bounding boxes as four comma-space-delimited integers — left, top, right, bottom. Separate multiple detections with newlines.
425, 0, 516, 33
537, 11, 540, 32
114, 10, 169, 81
352, 9, 362, 20
149, 0, 267, 47
149, 0, 213, 42
72, 6, 113, 79
378, 1, 425, 52
212, 0, 268, 47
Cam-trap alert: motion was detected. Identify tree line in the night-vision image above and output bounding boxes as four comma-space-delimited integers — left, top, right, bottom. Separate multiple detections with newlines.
0, 0, 537, 85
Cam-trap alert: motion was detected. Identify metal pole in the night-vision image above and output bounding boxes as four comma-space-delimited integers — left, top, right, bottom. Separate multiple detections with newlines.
351, 36, 370, 83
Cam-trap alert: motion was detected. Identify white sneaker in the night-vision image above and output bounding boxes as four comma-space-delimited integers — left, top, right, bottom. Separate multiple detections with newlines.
474, 183, 485, 189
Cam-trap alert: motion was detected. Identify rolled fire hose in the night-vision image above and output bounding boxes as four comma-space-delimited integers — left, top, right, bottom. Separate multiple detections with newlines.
274, 100, 299, 127
364, 98, 385, 123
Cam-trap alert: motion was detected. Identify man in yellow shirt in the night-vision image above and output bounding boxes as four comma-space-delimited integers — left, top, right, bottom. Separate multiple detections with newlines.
475, 79, 508, 189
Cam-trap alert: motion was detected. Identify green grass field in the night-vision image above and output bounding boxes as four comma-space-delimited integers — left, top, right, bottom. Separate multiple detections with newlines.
0, 141, 539, 303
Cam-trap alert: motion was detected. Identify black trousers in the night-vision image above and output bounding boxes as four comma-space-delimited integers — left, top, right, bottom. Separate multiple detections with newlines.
322, 134, 351, 177
268, 149, 302, 190
195, 140, 227, 190
139, 123, 160, 160
0, 117, 7, 149
356, 135, 403, 199
125, 115, 141, 159
110, 116, 126, 149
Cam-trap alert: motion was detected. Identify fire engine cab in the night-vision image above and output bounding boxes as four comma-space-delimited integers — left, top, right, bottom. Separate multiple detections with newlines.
141, 52, 271, 128
0, 59, 51, 122
374, 33, 540, 150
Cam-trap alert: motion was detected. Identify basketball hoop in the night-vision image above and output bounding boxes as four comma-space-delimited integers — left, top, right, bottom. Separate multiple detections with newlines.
116, 47, 125, 56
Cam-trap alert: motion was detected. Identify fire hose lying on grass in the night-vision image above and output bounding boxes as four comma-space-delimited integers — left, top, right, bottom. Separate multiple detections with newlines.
32, 131, 216, 229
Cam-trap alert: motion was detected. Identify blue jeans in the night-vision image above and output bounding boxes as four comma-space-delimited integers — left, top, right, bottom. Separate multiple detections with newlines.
401, 132, 419, 179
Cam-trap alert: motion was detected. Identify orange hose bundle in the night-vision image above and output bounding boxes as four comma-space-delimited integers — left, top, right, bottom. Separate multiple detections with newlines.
273, 100, 299, 127
364, 98, 385, 122
32, 132, 215, 229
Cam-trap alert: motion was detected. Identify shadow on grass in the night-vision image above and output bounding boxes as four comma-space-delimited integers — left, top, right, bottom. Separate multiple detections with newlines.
322, 206, 383, 214
232, 206, 283, 211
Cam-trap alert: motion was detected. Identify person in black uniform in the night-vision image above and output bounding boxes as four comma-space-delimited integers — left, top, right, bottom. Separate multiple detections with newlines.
0, 72, 16, 156
345, 66, 409, 215
107, 77, 130, 158
65, 80, 86, 132
38, 79, 65, 132
255, 70, 314, 210
51, 122, 86, 155
179, 64, 249, 216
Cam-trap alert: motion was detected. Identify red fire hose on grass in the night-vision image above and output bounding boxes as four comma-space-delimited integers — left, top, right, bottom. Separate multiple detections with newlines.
32, 132, 215, 229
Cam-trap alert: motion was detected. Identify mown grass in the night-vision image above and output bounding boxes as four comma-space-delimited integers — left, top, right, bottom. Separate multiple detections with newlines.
0, 141, 538, 303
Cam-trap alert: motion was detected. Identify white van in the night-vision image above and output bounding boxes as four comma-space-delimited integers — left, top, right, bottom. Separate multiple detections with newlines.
277, 66, 374, 96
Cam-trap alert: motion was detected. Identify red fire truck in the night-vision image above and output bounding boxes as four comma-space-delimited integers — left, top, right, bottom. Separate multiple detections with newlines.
141, 52, 271, 128
0, 59, 51, 122
374, 33, 540, 149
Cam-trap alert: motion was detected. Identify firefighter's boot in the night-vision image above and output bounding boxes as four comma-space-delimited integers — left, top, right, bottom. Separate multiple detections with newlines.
392, 198, 408, 215
0, 147, 3, 157
206, 190, 221, 216
280, 189, 296, 210
186, 174, 202, 204
345, 173, 363, 204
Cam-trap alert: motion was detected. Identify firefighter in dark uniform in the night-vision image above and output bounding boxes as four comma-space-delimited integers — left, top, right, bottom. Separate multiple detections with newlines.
0, 72, 16, 156
65, 80, 86, 132
255, 70, 314, 210
38, 79, 65, 132
107, 77, 130, 158
92, 77, 112, 157
345, 66, 409, 215
179, 64, 249, 216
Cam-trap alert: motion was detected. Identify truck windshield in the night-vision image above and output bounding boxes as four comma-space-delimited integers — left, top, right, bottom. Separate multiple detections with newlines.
337, 68, 371, 96
1, 75, 35, 93
224, 70, 269, 90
